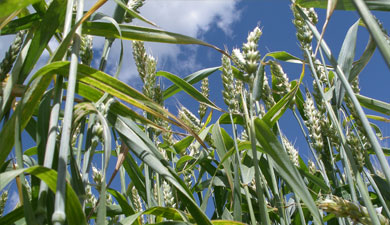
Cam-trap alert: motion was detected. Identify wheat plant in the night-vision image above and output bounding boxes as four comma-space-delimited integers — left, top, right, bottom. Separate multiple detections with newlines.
0, 0, 389, 225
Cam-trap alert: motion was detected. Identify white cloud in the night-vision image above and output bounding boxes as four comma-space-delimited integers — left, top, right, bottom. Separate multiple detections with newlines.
0, 0, 241, 84
140, 0, 240, 37
89, 0, 241, 82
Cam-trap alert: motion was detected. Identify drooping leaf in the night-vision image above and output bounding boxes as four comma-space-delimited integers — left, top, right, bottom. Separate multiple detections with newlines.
157, 71, 222, 111
82, 22, 226, 55
162, 67, 220, 99
253, 118, 322, 224
356, 94, 390, 115
265, 51, 303, 64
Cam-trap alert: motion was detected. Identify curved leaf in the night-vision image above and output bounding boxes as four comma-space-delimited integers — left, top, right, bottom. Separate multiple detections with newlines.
265, 51, 302, 64
82, 22, 226, 55
336, 20, 359, 108
157, 71, 222, 111
162, 67, 220, 100
253, 118, 323, 224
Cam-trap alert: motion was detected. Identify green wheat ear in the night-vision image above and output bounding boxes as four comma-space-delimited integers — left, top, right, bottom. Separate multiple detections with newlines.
198, 77, 209, 120
303, 90, 323, 153
231, 26, 262, 86
269, 60, 290, 97
318, 196, 390, 225
0, 190, 8, 217
0, 30, 25, 81
221, 55, 238, 112
124, 0, 145, 23
80, 35, 93, 66
282, 135, 299, 167
291, 4, 317, 55
261, 75, 275, 110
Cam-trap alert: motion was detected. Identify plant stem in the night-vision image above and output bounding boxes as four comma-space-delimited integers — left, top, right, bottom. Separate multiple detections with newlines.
243, 90, 270, 225
53, 0, 82, 223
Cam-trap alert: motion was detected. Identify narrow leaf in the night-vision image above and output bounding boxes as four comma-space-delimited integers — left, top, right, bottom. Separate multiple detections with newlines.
157, 71, 222, 111
162, 67, 220, 99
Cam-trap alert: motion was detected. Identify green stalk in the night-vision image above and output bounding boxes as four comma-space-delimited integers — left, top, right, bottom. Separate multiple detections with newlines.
36, 77, 63, 222
37, 0, 76, 222
267, 157, 287, 225
15, 104, 37, 225
356, 171, 382, 225
53, 0, 82, 223
76, 119, 86, 167
294, 195, 306, 225
242, 90, 270, 225
243, 185, 256, 225
229, 112, 242, 222
339, 145, 358, 202
364, 170, 390, 218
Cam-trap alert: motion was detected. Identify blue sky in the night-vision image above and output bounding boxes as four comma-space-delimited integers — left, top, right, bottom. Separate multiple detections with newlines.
2, 0, 390, 216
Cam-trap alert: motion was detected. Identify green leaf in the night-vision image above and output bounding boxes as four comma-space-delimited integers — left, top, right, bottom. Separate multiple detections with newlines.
107, 189, 138, 218
218, 113, 245, 126
0, 0, 40, 17
162, 67, 220, 100
350, 36, 376, 82
296, 0, 390, 11
0, 206, 24, 225
0, 166, 87, 225
211, 122, 234, 191
372, 175, 390, 202
265, 51, 303, 64
71, 81, 159, 128
347, 0, 390, 69
335, 20, 359, 108
298, 168, 331, 193
82, 22, 225, 55
252, 57, 266, 101
157, 71, 222, 111
17, 0, 66, 83
1, 0, 66, 121
253, 118, 322, 224
0, 72, 54, 166
356, 94, 390, 115
0, 13, 41, 35
262, 70, 303, 127
119, 207, 192, 225
211, 220, 247, 225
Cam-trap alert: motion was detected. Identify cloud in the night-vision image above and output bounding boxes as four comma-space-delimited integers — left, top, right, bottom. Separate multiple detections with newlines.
0, 0, 241, 85
89, 0, 241, 82
139, 0, 241, 37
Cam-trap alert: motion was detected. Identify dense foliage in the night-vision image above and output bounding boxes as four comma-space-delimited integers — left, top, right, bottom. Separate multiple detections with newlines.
0, 0, 390, 224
